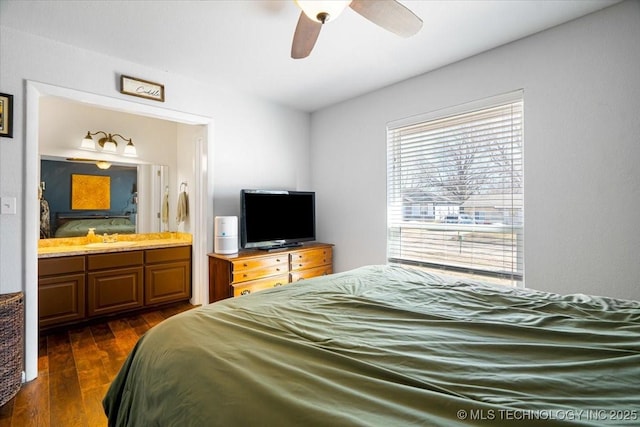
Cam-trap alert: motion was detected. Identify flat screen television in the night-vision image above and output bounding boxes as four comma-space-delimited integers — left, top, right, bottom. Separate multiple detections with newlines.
240, 189, 316, 250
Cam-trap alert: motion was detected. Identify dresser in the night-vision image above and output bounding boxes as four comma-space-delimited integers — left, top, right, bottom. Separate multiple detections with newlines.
208, 243, 333, 302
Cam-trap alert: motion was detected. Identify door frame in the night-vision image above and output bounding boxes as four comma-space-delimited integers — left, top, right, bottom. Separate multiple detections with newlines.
24, 80, 213, 381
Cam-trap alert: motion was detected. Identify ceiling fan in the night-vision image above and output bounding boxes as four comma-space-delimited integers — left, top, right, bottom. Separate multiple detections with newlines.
291, 0, 423, 59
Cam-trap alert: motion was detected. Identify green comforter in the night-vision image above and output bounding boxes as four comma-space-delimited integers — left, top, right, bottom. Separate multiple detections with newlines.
54, 217, 135, 237
103, 265, 640, 426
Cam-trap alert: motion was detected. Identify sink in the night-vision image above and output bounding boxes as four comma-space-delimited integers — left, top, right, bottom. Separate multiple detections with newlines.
85, 241, 137, 249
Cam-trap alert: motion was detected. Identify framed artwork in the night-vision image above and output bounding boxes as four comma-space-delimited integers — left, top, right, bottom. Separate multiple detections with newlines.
71, 174, 111, 210
0, 93, 14, 138
120, 75, 165, 102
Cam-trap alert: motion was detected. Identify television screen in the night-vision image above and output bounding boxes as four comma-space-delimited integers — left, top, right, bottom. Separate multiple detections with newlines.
240, 190, 316, 250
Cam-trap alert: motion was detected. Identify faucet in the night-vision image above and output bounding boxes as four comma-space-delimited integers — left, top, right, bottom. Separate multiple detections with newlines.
102, 233, 119, 243
86, 227, 98, 243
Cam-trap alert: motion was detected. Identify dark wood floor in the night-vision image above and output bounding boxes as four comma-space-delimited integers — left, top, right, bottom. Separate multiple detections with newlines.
0, 302, 196, 427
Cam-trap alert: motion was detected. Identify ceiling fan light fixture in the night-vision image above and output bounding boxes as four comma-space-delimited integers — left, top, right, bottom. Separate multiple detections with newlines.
295, 0, 351, 24
290, 0, 422, 59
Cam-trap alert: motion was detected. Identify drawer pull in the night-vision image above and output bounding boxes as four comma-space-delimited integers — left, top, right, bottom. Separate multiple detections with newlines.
297, 278, 305, 281
243, 274, 248, 278
276, 258, 281, 262
274, 283, 283, 287
241, 289, 251, 296
243, 263, 248, 267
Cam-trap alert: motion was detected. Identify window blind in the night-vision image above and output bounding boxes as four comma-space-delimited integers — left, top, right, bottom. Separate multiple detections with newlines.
387, 92, 524, 285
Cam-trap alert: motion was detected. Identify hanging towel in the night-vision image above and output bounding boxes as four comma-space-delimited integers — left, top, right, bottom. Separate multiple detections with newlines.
176, 191, 189, 224
161, 191, 169, 225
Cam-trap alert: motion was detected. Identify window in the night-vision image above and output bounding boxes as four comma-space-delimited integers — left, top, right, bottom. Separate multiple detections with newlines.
387, 92, 523, 286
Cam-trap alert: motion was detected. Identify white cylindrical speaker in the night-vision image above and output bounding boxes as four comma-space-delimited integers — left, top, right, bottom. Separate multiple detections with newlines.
214, 216, 238, 254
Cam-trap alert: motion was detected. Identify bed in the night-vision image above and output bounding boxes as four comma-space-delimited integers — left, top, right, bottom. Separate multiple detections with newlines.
53, 213, 135, 237
103, 265, 640, 426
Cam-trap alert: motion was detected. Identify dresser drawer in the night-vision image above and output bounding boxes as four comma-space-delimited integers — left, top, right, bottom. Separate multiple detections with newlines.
232, 274, 290, 297
231, 255, 288, 283
290, 247, 332, 271
290, 265, 333, 282
232, 254, 288, 272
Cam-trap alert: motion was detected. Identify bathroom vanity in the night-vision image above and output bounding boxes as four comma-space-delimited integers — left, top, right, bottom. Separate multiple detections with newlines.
37, 233, 192, 330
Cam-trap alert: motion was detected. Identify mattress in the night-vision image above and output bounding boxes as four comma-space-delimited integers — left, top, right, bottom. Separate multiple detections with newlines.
103, 265, 640, 426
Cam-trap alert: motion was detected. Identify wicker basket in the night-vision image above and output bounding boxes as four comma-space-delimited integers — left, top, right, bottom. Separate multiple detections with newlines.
0, 292, 24, 407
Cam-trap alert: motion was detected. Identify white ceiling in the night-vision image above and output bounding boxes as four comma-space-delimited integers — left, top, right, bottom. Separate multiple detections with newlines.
0, 0, 619, 112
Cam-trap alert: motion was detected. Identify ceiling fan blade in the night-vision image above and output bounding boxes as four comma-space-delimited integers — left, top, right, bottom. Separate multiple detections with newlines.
291, 11, 322, 59
349, 0, 423, 38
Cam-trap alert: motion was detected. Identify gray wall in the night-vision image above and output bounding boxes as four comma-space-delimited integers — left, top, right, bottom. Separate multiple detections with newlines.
311, 0, 640, 300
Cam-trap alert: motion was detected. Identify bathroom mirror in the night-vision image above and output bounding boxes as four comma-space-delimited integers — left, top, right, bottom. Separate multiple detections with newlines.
39, 157, 167, 239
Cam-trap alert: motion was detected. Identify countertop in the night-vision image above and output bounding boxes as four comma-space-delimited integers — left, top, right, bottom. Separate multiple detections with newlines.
38, 232, 192, 258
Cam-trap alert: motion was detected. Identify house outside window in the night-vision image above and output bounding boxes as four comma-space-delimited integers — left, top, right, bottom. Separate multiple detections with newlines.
387, 91, 524, 286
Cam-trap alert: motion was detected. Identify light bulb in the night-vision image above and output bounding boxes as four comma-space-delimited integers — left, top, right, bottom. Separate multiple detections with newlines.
295, 0, 351, 23
123, 141, 137, 157
95, 161, 112, 170
102, 140, 117, 153
80, 133, 96, 151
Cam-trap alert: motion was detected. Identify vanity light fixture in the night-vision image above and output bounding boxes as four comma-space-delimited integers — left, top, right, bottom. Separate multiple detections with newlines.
95, 161, 112, 170
80, 130, 138, 157
66, 157, 113, 170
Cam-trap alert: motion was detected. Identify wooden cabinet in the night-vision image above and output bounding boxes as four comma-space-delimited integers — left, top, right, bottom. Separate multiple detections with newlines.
37, 244, 192, 330
87, 251, 144, 317
38, 256, 86, 328
145, 246, 192, 305
208, 243, 333, 302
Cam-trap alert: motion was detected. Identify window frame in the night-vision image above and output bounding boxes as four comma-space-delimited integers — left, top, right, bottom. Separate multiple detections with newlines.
386, 91, 524, 286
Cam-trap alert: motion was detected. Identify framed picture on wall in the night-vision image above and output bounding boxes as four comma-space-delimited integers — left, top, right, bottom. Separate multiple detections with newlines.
0, 93, 14, 138
120, 75, 165, 102
71, 174, 111, 210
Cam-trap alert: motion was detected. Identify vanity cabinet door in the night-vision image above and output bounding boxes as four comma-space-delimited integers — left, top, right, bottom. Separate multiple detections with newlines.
144, 246, 192, 305
145, 261, 191, 305
87, 267, 144, 317
38, 256, 86, 328
38, 273, 86, 328
86, 251, 145, 317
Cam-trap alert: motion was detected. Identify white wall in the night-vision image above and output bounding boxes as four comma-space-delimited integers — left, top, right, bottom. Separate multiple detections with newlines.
0, 25, 310, 380
311, 0, 640, 301
175, 123, 203, 234
39, 97, 179, 167
0, 25, 310, 294
38, 97, 184, 231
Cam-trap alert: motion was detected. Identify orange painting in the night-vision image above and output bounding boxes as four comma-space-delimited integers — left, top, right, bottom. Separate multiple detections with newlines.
71, 174, 110, 210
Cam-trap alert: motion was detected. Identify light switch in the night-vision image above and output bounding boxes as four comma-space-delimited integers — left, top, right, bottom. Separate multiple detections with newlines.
1, 197, 17, 215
